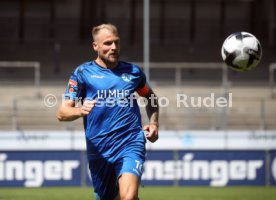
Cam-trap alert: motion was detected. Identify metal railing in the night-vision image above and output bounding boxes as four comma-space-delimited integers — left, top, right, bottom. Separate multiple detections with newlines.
0, 61, 41, 130
135, 62, 228, 87
0, 61, 41, 97
269, 63, 276, 98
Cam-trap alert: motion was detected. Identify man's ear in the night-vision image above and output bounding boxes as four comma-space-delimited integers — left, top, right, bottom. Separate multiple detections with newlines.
92, 42, 98, 51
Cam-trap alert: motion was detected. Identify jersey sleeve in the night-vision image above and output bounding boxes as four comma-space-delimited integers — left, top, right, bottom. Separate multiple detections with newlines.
136, 67, 152, 97
64, 67, 85, 100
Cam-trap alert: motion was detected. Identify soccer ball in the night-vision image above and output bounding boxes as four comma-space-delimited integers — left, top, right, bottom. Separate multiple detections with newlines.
221, 32, 262, 72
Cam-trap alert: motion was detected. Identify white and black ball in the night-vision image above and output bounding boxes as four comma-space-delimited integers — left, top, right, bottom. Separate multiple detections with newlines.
221, 32, 262, 72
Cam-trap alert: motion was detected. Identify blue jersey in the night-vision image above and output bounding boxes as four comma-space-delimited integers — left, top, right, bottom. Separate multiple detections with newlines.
64, 61, 147, 159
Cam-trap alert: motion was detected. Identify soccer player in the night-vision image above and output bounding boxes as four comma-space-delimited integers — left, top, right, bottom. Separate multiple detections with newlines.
56, 24, 159, 200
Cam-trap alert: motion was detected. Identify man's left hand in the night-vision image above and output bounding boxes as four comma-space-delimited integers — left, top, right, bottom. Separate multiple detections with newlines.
143, 123, 159, 143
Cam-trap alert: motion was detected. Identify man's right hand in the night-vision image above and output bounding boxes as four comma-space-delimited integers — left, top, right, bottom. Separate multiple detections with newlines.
81, 100, 97, 116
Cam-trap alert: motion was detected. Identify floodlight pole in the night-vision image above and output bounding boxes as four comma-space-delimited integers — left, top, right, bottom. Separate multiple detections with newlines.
143, 0, 150, 81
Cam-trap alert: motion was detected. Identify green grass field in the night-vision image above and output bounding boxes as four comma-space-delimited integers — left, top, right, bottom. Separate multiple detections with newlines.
0, 186, 275, 200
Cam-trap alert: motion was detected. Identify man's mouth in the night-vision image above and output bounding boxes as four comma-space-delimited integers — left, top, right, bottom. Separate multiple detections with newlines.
109, 53, 118, 57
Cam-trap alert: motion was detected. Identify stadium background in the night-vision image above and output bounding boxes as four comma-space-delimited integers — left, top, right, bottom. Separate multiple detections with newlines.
0, 0, 276, 199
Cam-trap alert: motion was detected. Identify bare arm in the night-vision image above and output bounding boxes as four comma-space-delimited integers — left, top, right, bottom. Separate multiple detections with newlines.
56, 99, 96, 121
143, 91, 159, 143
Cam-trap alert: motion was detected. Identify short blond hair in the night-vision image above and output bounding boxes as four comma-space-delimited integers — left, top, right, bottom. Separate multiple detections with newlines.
92, 24, 118, 41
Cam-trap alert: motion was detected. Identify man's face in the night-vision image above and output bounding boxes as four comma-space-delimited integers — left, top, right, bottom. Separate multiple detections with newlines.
93, 29, 120, 67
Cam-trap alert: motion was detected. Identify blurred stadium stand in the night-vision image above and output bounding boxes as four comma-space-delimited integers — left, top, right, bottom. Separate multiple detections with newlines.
0, 0, 276, 131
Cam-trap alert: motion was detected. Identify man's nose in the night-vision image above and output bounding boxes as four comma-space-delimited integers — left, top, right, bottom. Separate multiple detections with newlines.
111, 42, 117, 49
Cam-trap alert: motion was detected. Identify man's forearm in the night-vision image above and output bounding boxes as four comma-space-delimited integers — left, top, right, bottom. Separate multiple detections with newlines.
145, 93, 159, 126
56, 106, 82, 121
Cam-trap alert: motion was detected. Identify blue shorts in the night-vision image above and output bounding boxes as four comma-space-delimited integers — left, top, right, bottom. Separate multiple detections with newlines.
88, 150, 145, 200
